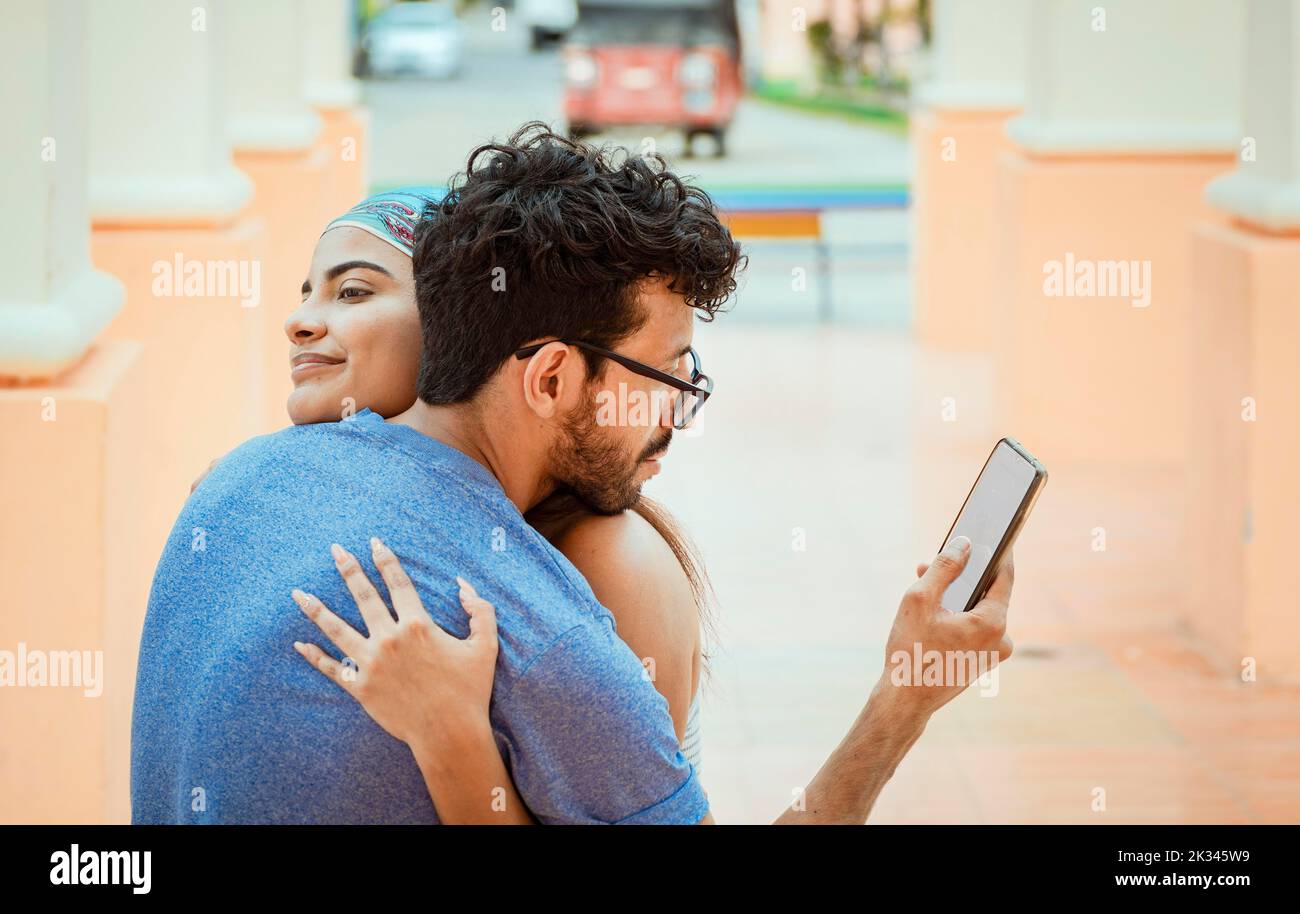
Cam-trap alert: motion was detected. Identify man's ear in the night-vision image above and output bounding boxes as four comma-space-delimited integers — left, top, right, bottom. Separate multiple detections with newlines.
518, 342, 581, 419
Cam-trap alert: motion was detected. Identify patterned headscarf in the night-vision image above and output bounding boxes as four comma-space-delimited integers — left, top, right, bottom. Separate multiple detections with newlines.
321, 186, 440, 257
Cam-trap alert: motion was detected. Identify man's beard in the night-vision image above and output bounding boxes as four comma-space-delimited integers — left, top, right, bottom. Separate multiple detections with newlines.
550, 388, 672, 516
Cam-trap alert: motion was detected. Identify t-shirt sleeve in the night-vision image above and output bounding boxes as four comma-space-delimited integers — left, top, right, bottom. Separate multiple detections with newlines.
495, 619, 709, 825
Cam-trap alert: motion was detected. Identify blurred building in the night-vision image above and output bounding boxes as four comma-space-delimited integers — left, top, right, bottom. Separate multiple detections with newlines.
757, 0, 924, 90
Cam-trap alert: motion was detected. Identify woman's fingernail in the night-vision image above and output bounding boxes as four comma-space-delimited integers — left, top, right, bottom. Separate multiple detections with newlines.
293, 641, 304, 651
330, 543, 345, 561
456, 576, 472, 595
948, 535, 971, 554
291, 589, 307, 607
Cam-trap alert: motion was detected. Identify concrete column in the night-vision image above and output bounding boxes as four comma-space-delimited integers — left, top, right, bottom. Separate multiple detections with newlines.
1205, 0, 1300, 231
909, 0, 1029, 450
87, 1, 251, 224
80, 0, 271, 820
222, 0, 322, 152
1186, 0, 1300, 681
300, 0, 371, 223
0, 0, 124, 381
1008, 0, 1241, 154
220, 0, 329, 433
913, 0, 1029, 111
0, 0, 152, 824
301, 0, 363, 111
995, 0, 1244, 466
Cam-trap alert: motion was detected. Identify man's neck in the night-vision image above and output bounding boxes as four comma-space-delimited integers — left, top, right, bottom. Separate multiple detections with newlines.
390, 398, 553, 514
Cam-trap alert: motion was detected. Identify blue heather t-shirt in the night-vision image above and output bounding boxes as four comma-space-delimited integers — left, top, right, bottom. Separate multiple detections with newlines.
131, 409, 708, 825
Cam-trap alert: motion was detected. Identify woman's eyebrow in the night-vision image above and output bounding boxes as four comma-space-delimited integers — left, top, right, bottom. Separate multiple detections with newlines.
324, 260, 395, 282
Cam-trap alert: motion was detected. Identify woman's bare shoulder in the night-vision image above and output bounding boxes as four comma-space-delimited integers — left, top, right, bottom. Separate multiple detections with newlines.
552, 509, 698, 637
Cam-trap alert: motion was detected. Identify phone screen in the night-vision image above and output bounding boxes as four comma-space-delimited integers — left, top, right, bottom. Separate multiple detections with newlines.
940, 440, 1039, 613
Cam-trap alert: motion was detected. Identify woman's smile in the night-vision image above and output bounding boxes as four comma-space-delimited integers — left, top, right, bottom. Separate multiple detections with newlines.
290, 350, 346, 381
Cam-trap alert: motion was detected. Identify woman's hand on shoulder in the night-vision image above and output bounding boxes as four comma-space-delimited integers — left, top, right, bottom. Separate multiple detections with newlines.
291, 537, 498, 751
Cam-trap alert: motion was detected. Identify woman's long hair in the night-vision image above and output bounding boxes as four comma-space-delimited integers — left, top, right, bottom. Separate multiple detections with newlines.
525, 489, 717, 680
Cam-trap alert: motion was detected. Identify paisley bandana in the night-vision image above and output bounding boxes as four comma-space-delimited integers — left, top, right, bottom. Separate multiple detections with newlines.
321, 186, 440, 256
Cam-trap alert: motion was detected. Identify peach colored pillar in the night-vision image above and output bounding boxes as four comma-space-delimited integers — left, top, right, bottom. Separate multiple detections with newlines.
301, 0, 370, 223
0, 5, 123, 379
0, 344, 151, 824
1185, 0, 1300, 681
221, 0, 326, 433
912, 0, 1027, 354
83, 0, 269, 822
994, 0, 1243, 465
0, 0, 150, 824
908, 1, 1028, 451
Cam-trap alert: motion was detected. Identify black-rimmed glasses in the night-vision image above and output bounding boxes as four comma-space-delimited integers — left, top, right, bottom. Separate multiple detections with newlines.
514, 339, 713, 429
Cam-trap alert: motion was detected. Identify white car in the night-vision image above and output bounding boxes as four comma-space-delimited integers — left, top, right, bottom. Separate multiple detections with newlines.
517, 0, 578, 49
363, 2, 466, 79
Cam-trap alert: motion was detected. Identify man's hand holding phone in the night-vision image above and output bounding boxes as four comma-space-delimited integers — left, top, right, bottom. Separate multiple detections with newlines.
874, 535, 1016, 720
786, 444, 1035, 823
781, 536, 1015, 823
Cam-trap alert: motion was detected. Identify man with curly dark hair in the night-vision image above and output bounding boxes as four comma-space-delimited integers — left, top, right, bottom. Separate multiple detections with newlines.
409, 121, 743, 514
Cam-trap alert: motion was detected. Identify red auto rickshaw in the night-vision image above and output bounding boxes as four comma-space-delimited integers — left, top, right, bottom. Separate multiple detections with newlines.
562, 0, 743, 156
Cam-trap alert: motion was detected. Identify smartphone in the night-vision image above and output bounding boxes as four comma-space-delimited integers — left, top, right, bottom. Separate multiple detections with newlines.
938, 438, 1048, 613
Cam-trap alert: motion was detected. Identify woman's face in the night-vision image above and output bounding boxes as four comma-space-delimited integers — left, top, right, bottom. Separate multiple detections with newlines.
285, 227, 422, 425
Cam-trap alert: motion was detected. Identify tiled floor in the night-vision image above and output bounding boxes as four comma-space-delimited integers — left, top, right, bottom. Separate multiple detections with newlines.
650, 323, 1300, 824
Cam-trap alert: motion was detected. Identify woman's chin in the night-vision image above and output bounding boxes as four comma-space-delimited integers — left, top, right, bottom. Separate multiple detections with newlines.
286, 387, 341, 426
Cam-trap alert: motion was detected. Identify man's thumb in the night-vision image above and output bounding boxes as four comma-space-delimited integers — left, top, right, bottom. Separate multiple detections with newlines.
919, 535, 972, 594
